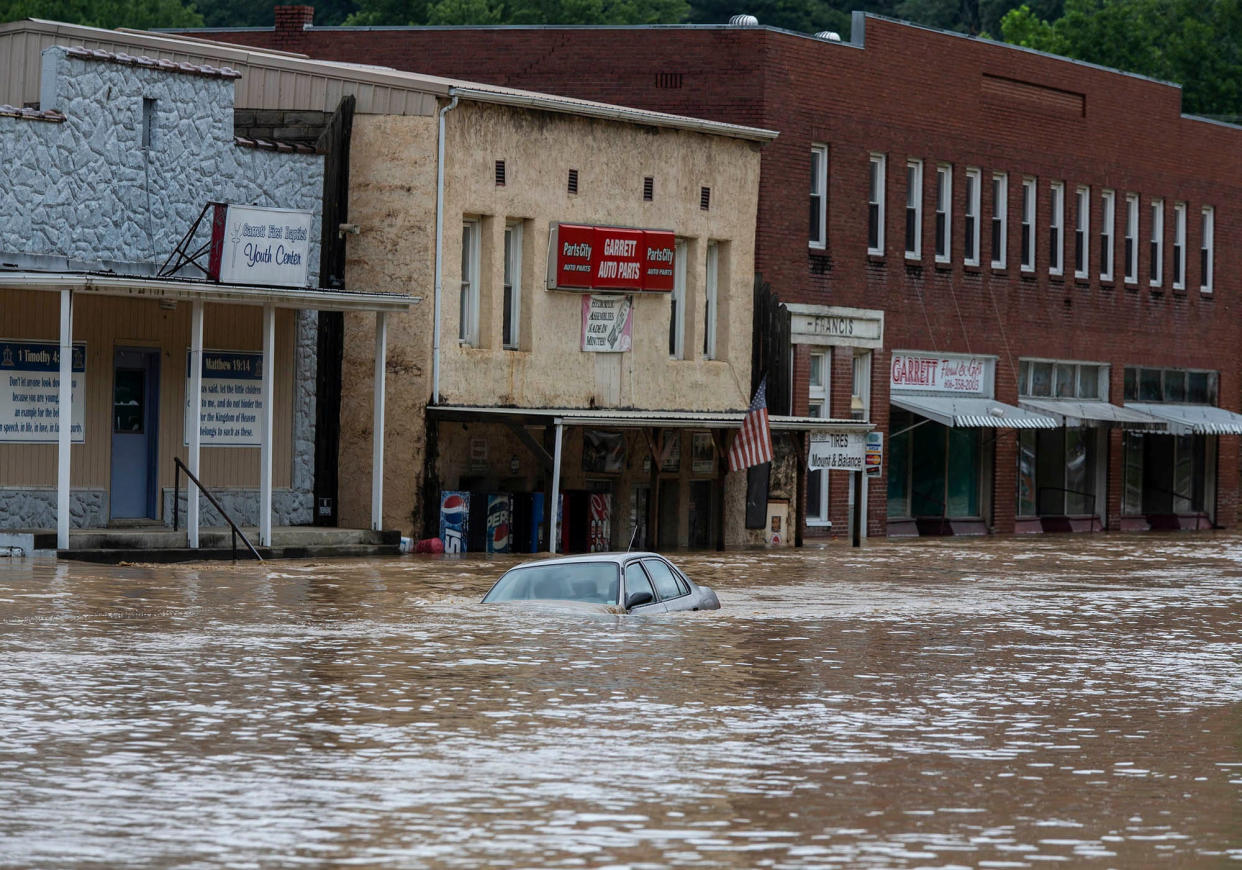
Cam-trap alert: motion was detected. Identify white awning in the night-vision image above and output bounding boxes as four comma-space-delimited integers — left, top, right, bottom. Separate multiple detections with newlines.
428, 404, 872, 433
1125, 403, 1242, 435
1019, 398, 1168, 430
891, 395, 1058, 429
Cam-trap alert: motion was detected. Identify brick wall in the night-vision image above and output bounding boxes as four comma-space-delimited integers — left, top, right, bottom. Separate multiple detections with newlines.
190, 12, 1242, 535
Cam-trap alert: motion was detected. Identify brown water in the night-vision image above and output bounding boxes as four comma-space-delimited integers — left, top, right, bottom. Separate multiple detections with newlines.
3, 534, 1242, 868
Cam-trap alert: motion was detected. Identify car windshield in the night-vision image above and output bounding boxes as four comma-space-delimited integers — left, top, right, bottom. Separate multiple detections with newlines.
483, 562, 620, 605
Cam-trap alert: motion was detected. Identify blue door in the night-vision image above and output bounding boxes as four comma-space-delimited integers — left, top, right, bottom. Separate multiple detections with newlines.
110, 348, 160, 519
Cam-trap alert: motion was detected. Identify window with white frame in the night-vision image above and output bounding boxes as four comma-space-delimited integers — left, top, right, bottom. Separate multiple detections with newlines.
703, 241, 719, 359
669, 238, 687, 358
964, 167, 981, 266
1149, 198, 1164, 287
502, 221, 522, 349
810, 144, 828, 249
905, 159, 922, 259
1173, 202, 1186, 290
1073, 186, 1089, 279
459, 219, 480, 345
1020, 177, 1036, 271
1048, 181, 1064, 276
1125, 193, 1139, 283
1201, 206, 1214, 293
868, 153, 885, 255
935, 164, 951, 262
1100, 189, 1115, 282
807, 350, 830, 523
991, 172, 1007, 268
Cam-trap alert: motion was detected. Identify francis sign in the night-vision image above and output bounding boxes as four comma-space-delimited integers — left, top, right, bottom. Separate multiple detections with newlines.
0, 340, 85, 443
548, 223, 676, 292
208, 204, 313, 288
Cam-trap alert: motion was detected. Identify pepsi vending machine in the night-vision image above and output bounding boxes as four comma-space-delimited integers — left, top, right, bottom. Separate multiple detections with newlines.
438, 491, 470, 553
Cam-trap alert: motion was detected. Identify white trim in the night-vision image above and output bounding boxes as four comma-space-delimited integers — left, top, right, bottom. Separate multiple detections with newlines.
503, 221, 522, 349
459, 218, 480, 345
1100, 189, 1116, 282
1048, 180, 1064, 276
935, 163, 952, 264
56, 289, 72, 550
372, 311, 387, 531
991, 171, 1007, 269
807, 349, 830, 524
1173, 201, 1186, 290
1201, 205, 1215, 293
259, 303, 275, 547
1125, 193, 1139, 283
1074, 185, 1090, 279
187, 299, 203, 548
810, 143, 828, 249
1020, 176, 1036, 272
905, 158, 922, 260
550, 423, 564, 553
703, 241, 719, 360
669, 238, 687, 359
964, 167, 981, 266
1149, 197, 1164, 287
868, 153, 886, 255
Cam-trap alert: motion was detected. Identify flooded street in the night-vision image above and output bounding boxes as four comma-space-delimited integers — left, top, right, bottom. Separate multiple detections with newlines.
4, 534, 1242, 868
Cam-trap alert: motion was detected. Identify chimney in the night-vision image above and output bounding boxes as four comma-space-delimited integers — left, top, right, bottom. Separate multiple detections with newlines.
274, 5, 314, 49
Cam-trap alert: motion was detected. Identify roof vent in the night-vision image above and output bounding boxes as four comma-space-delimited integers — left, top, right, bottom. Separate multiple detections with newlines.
815, 30, 842, 41
729, 13, 758, 26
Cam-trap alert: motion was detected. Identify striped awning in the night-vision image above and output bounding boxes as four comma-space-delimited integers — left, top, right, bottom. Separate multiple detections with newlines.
1125, 403, 1242, 435
1019, 399, 1168, 430
891, 395, 1059, 429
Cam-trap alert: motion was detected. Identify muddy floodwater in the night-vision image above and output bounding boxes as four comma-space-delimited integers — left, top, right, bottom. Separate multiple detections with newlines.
4, 534, 1242, 868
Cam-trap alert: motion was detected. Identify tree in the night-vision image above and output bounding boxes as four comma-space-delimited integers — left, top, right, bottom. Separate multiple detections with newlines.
1001, 0, 1242, 115
347, 0, 685, 24
0, 0, 202, 28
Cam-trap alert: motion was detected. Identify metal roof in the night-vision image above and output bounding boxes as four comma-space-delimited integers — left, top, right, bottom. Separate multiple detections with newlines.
1125, 403, 1242, 436
1019, 398, 1168, 430
891, 395, 1058, 429
429, 404, 870, 431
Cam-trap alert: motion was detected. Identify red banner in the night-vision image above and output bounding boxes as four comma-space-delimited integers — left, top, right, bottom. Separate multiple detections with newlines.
549, 223, 676, 292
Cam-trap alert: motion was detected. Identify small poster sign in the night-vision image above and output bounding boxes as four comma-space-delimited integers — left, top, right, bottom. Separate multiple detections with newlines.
581, 295, 634, 352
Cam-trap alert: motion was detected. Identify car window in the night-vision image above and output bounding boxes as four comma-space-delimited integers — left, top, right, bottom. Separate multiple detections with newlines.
624, 562, 656, 603
484, 562, 619, 604
643, 558, 687, 600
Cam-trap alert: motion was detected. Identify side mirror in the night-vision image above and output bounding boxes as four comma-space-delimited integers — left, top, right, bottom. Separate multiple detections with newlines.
625, 590, 654, 610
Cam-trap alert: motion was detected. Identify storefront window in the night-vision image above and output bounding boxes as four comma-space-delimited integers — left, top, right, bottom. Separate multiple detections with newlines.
1124, 366, 1218, 404
1031, 362, 1053, 397
1017, 430, 1037, 516
887, 407, 912, 518
945, 428, 980, 516
1017, 427, 1098, 517
1122, 432, 1143, 515
1123, 430, 1208, 515
888, 408, 980, 519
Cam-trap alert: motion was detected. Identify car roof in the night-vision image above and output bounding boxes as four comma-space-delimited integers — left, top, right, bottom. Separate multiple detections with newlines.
507, 551, 669, 569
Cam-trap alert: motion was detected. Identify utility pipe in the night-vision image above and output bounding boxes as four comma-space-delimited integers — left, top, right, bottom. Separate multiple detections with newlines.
432, 92, 460, 405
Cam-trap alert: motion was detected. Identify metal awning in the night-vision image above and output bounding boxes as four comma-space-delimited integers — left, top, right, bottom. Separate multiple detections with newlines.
891, 395, 1058, 429
1125, 403, 1242, 435
1019, 398, 1168, 430
428, 404, 871, 432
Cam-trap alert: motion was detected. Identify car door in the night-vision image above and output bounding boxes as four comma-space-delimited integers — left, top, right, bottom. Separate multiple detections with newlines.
642, 557, 694, 612
623, 561, 667, 613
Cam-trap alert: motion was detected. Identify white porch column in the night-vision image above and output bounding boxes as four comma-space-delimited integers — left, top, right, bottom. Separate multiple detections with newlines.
259, 303, 275, 546
371, 311, 387, 531
549, 422, 564, 554
56, 289, 73, 551
187, 299, 204, 548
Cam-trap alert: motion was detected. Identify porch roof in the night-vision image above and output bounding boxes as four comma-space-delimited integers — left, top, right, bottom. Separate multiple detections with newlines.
428, 404, 872, 432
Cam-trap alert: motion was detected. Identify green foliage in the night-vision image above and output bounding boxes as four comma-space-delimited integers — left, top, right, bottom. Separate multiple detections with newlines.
0, 0, 203, 28
347, 0, 685, 24
200, 0, 358, 27
1001, 0, 1242, 115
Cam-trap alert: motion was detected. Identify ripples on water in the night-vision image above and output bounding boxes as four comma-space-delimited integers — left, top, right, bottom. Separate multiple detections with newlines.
4, 534, 1242, 867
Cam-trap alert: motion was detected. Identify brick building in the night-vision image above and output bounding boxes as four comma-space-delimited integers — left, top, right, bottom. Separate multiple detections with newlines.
187, 9, 1242, 538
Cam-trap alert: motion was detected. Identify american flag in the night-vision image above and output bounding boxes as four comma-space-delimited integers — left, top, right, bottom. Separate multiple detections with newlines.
728, 376, 774, 471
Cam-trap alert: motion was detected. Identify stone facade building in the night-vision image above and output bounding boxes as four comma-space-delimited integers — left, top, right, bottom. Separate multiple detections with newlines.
0, 34, 408, 548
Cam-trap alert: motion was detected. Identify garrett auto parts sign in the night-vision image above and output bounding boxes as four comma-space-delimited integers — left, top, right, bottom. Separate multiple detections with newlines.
548, 224, 675, 292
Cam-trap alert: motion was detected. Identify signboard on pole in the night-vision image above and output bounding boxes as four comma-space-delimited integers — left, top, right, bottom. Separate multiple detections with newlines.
184, 350, 264, 447
807, 431, 867, 471
549, 223, 676, 292
865, 431, 883, 478
0, 340, 85, 443
581, 294, 634, 352
208, 204, 314, 288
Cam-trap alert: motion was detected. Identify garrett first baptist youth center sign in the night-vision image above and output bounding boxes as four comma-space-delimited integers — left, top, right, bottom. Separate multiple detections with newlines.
208, 204, 314, 288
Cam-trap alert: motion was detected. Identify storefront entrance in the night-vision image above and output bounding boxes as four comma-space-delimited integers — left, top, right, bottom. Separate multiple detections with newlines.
1122, 431, 1213, 527
109, 347, 160, 520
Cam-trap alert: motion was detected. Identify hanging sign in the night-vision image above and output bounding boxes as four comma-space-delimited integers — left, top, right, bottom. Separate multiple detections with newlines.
184, 350, 264, 447
208, 203, 314, 288
0, 340, 85, 443
889, 352, 991, 395
865, 431, 883, 477
549, 223, 675, 292
581, 294, 634, 352
808, 431, 867, 471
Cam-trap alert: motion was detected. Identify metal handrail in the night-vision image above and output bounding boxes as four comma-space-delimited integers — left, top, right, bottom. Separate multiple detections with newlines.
173, 457, 263, 561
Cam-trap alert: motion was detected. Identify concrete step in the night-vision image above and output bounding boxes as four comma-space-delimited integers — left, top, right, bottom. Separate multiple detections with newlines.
59, 542, 402, 563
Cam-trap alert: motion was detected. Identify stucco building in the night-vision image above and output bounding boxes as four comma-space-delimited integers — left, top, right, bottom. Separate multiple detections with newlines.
193, 8, 1242, 539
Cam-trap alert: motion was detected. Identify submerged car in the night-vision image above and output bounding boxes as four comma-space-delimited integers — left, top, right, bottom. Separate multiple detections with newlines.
481, 552, 720, 614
